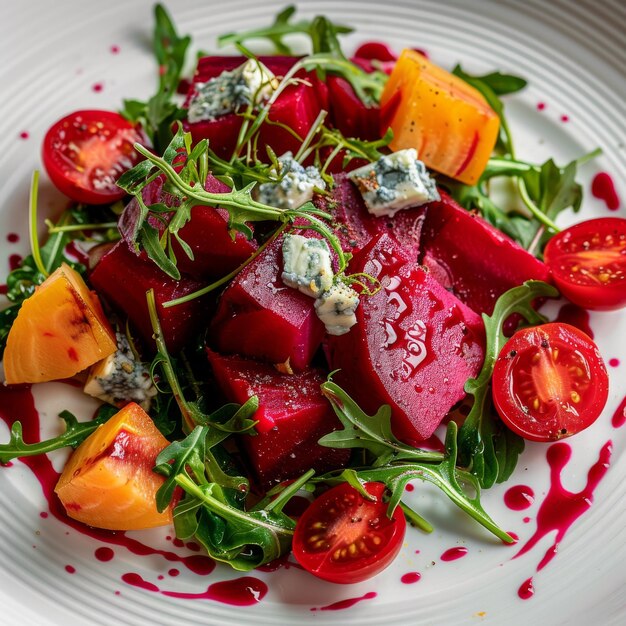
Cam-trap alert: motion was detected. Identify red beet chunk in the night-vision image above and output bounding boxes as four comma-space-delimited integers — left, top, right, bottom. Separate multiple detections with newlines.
326, 233, 485, 443
184, 56, 328, 160
193, 55, 299, 82
327, 75, 381, 141
207, 350, 349, 488
313, 173, 426, 261
90, 240, 207, 353
209, 234, 324, 371
420, 192, 551, 315
118, 175, 257, 280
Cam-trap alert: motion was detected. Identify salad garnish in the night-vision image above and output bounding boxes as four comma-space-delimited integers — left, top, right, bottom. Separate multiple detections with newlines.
0, 2, 619, 588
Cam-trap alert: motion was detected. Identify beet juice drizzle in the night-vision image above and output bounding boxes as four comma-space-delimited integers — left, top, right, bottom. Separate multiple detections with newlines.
511, 440, 612, 599
0, 385, 267, 607
0, 381, 618, 607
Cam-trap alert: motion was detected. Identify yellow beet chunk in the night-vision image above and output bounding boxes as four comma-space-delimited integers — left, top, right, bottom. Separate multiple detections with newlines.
380, 49, 500, 185
55, 402, 173, 531
4, 262, 116, 384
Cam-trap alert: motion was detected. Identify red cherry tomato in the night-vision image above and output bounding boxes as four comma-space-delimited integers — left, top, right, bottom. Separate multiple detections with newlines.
42, 110, 144, 205
544, 217, 626, 311
292, 481, 406, 584
492, 322, 608, 442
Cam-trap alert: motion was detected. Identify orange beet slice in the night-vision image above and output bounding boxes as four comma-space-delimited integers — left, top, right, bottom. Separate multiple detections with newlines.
55, 402, 173, 531
380, 49, 500, 185
4, 263, 116, 384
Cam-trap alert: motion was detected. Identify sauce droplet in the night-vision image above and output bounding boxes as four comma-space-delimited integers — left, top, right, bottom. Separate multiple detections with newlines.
518, 577, 534, 600
611, 396, 626, 428
609, 358, 620, 368
560, 114, 570, 122
19, 131, 29, 140
7, 233, 19, 243
536, 102, 546, 111
591, 172, 620, 211
92, 83, 104, 93
401, 572, 421, 584
440, 546, 468, 561
95, 547, 114, 562
312, 591, 377, 611
504, 485, 535, 510
65, 565, 76, 574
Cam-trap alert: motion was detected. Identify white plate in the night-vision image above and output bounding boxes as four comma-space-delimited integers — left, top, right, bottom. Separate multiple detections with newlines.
1, 1, 625, 624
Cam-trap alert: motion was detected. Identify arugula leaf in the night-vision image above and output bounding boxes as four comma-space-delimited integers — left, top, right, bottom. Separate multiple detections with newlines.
121, 4, 191, 152
457, 281, 559, 487
0, 408, 114, 464
155, 423, 309, 570
319, 381, 444, 466
316, 383, 512, 543
217, 5, 352, 55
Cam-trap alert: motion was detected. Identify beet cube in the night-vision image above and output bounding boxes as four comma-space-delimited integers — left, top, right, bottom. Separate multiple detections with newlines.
314, 173, 426, 261
90, 241, 208, 353
326, 233, 485, 443
118, 175, 257, 280
184, 55, 328, 160
209, 234, 324, 371
207, 350, 349, 488
420, 192, 551, 315
327, 75, 381, 141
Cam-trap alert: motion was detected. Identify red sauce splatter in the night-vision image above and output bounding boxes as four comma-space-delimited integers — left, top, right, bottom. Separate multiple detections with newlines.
440, 547, 468, 561
19, 131, 29, 140
401, 572, 421, 584
504, 485, 535, 510
518, 577, 534, 599
514, 440, 612, 596
95, 547, 114, 562
591, 172, 620, 211
0, 385, 217, 577
110, 45, 120, 54
186, 541, 201, 552
163, 577, 268, 605
536, 102, 546, 111
168, 568, 180, 577
611, 396, 626, 428
560, 114, 570, 122
609, 358, 620, 367
554, 303, 593, 338
92, 83, 104, 93
7, 233, 19, 243
40, 511, 48, 519
9, 254, 22, 271
65, 565, 76, 574
523, 516, 531, 523
172, 538, 184, 548
312, 591, 377, 611
405, 483, 415, 492
157, 575, 164, 580
121, 573, 160, 592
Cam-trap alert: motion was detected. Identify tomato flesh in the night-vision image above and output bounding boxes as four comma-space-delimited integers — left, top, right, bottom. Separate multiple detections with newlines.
42, 110, 144, 205
292, 482, 406, 584
492, 323, 608, 442
544, 217, 626, 310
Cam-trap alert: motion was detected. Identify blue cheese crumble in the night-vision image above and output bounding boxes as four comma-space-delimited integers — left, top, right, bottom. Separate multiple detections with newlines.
281, 234, 334, 298
84, 333, 156, 411
187, 59, 277, 123
314, 283, 359, 336
348, 148, 440, 217
256, 152, 326, 210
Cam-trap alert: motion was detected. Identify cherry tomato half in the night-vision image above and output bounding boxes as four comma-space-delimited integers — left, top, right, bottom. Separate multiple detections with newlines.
42, 110, 144, 205
292, 481, 406, 584
492, 322, 608, 442
544, 217, 626, 310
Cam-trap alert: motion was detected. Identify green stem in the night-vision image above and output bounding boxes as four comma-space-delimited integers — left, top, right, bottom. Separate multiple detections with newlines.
517, 178, 560, 233
398, 501, 433, 533
146, 288, 195, 432
175, 474, 295, 536
263, 469, 315, 513
46, 221, 118, 233
29, 171, 47, 277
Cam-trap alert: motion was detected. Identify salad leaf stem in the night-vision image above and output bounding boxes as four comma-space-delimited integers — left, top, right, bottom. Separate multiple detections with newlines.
29, 171, 47, 278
